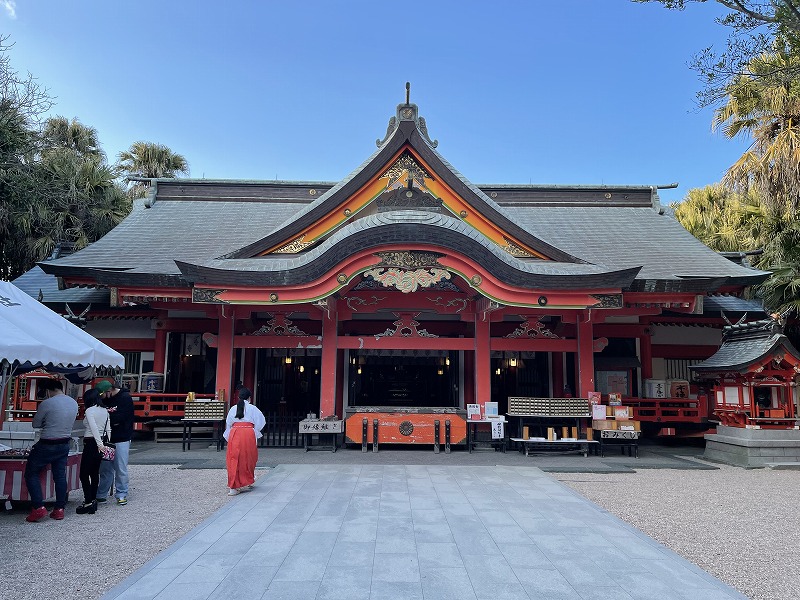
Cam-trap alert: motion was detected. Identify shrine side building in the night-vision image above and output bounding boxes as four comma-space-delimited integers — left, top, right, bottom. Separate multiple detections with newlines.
37, 99, 769, 443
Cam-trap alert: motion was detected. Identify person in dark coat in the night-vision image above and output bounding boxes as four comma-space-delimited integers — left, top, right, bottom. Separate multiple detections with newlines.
94, 380, 134, 505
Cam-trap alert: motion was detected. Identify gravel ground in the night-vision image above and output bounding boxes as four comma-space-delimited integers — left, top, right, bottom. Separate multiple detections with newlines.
560, 460, 800, 600
2, 460, 796, 600
0, 464, 237, 600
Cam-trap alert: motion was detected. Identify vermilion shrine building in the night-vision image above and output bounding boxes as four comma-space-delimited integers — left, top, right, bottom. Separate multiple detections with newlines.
34, 97, 770, 443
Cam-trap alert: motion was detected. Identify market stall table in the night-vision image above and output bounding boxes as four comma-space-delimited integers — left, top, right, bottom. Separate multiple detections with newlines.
0, 452, 82, 506
467, 419, 507, 453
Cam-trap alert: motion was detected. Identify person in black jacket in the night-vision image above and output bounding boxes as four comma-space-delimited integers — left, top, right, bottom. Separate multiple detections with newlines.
94, 380, 134, 505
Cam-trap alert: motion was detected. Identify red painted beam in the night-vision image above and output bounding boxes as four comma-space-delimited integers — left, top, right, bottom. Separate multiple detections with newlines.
338, 337, 475, 351
652, 345, 717, 359
98, 338, 155, 352
491, 339, 576, 352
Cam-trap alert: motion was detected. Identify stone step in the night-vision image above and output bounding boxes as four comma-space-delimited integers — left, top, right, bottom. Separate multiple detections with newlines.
766, 462, 800, 470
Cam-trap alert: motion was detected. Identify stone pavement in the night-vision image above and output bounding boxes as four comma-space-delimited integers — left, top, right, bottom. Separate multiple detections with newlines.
102, 461, 746, 600
128, 438, 715, 473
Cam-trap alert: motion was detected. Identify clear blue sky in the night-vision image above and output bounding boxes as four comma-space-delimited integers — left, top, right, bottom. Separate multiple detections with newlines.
2, 0, 750, 204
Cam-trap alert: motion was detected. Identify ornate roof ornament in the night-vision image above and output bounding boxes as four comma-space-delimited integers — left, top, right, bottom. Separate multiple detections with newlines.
381, 152, 432, 189
376, 82, 438, 148
375, 312, 438, 338
363, 267, 452, 294
250, 313, 310, 336
375, 251, 443, 269
505, 318, 561, 339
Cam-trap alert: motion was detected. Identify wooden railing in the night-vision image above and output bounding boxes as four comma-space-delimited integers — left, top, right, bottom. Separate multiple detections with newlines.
621, 396, 709, 423
131, 393, 215, 420
260, 411, 304, 448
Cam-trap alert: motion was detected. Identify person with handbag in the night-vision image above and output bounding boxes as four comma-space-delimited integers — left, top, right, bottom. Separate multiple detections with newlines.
76, 388, 109, 515
94, 380, 134, 505
223, 387, 265, 496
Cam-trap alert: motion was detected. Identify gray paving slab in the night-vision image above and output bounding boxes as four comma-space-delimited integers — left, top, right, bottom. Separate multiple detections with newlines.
101, 464, 748, 600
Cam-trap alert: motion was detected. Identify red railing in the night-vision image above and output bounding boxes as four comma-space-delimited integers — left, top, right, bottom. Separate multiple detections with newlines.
621, 396, 709, 423
714, 407, 800, 429
132, 393, 216, 420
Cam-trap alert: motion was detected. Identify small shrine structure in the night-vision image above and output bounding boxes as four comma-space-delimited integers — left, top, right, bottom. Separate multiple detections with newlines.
692, 319, 800, 466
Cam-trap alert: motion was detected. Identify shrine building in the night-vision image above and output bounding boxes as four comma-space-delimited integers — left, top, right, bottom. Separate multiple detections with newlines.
36, 94, 769, 445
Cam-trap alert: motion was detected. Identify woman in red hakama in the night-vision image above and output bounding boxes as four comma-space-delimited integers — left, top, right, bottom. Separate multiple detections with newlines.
223, 388, 266, 495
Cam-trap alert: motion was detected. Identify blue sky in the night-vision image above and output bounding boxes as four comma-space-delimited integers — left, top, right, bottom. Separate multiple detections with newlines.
2, 0, 750, 204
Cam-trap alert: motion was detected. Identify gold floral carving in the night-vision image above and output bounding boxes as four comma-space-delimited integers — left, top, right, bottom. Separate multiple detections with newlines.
381, 153, 432, 189
503, 239, 534, 258
273, 235, 313, 254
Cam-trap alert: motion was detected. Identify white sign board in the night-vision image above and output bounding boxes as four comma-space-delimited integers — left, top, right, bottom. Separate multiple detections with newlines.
491, 420, 505, 440
299, 420, 344, 434
600, 430, 640, 440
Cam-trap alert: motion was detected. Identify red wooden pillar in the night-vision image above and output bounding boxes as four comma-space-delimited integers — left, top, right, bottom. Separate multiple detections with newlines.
153, 328, 167, 375
576, 313, 595, 398
320, 301, 338, 418
475, 315, 491, 410
215, 307, 235, 406
640, 327, 653, 380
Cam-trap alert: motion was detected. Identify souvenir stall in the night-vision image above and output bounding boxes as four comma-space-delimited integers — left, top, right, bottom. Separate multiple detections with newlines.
0, 280, 124, 505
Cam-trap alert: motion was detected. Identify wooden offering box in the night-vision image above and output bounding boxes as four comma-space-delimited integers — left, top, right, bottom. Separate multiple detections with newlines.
345, 407, 466, 445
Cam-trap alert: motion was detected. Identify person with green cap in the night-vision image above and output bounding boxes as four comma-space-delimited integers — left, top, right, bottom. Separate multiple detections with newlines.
94, 379, 134, 505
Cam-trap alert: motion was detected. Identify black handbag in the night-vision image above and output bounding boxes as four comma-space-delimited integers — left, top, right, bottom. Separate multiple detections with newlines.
100, 418, 116, 461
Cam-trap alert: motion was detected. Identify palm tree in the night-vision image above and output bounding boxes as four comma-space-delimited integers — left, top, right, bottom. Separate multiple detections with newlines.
715, 46, 800, 215
42, 116, 103, 159
20, 147, 129, 262
671, 184, 763, 252
117, 141, 189, 198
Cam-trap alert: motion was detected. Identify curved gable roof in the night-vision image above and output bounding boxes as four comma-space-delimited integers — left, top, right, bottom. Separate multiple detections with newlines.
228, 109, 581, 263
175, 210, 640, 290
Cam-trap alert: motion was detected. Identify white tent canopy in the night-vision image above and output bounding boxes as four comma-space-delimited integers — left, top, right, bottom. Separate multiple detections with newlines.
0, 280, 124, 370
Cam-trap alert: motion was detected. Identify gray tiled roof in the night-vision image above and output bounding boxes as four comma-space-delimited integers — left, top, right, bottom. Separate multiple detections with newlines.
703, 295, 765, 314
691, 319, 800, 372
176, 210, 640, 289
39, 185, 768, 293
40, 197, 302, 284
39, 113, 768, 294
502, 206, 767, 288
13, 266, 108, 304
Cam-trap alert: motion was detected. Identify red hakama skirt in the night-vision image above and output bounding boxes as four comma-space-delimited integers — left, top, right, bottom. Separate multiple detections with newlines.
226, 422, 257, 489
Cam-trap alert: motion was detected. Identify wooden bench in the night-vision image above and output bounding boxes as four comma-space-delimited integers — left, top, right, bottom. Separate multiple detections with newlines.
510, 437, 599, 457
154, 426, 214, 443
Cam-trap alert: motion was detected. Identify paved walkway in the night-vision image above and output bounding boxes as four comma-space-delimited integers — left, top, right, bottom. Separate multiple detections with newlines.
127, 438, 715, 473
102, 464, 746, 600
